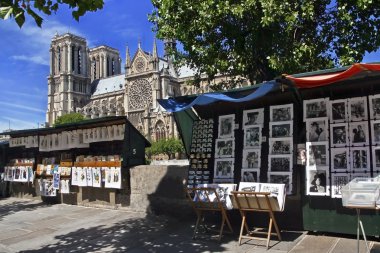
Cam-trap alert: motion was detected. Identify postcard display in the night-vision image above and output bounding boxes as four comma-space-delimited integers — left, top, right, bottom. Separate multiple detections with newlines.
4, 159, 35, 183
304, 96, 380, 198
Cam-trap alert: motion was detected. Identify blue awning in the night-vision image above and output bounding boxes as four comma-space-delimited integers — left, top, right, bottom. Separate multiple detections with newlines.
158, 81, 279, 112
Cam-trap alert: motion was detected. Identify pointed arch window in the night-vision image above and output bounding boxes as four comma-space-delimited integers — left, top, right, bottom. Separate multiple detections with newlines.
57, 46, 61, 72
155, 120, 166, 141
77, 47, 82, 74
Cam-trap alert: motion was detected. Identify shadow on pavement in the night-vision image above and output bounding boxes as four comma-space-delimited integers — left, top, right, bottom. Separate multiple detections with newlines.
0, 199, 48, 221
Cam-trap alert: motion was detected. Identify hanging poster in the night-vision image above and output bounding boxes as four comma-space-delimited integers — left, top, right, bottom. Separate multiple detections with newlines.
86, 167, 93, 187
305, 118, 328, 142
71, 167, 79, 186
242, 149, 261, 169
243, 108, 264, 126
14, 167, 21, 182
27, 166, 34, 183
330, 99, 348, 123
77, 167, 87, 187
60, 180, 70, 194
349, 122, 369, 146
270, 104, 293, 122
105, 167, 122, 189
214, 158, 234, 179
268, 155, 292, 172
92, 167, 102, 188
269, 121, 293, 138
267, 172, 292, 194
370, 120, 380, 144
20, 167, 28, 182
303, 98, 329, 121
331, 148, 350, 172
306, 141, 329, 168
218, 114, 235, 138
42, 179, 56, 197
53, 172, 60, 190
307, 169, 329, 196
215, 138, 235, 158
369, 94, 380, 120
240, 169, 259, 182
350, 147, 370, 171
331, 174, 350, 198
269, 138, 293, 155
330, 123, 349, 147
348, 96, 368, 122
243, 125, 262, 148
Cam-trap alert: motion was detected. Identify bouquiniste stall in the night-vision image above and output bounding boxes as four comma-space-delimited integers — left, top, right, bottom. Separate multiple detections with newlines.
158, 63, 380, 235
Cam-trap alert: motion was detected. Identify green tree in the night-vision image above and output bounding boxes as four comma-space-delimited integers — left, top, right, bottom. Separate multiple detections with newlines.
150, 0, 380, 89
0, 0, 104, 27
54, 113, 85, 126
146, 138, 185, 158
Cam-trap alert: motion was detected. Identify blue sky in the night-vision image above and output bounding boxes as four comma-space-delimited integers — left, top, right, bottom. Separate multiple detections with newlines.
0, 0, 379, 132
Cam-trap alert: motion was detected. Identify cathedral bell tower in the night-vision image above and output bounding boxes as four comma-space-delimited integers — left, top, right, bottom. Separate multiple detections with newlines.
46, 33, 91, 126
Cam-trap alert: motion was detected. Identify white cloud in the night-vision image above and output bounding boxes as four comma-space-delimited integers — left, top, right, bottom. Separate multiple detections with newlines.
0, 101, 45, 113
1, 116, 39, 130
11, 55, 49, 66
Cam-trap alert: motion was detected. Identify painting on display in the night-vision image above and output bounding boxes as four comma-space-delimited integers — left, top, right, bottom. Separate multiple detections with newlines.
105, 167, 122, 189
243, 108, 264, 126
330, 99, 348, 123
369, 94, 380, 119
241, 169, 259, 182
77, 167, 87, 187
305, 118, 328, 142
242, 149, 261, 169
92, 167, 102, 188
71, 167, 79, 186
214, 158, 234, 179
41, 179, 56, 197
349, 122, 369, 146
306, 142, 329, 168
215, 138, 235, 158
267, 173, 292, 194
60, 180, 70, 194
269, 138, 293, 155
370, 120, 380, 145
269, 121, 293, 138
86, 167, 93, 187
348, 97, 368, 122
331, 174, 350, 198
331, 148, 350, 172
53, 172, 60, 190
350, 147, 370, 171
307, 169, 329, 196
270, 104, 293, 122
243, 125, 262, 148
218, 114, 235, 138
303, 98, 329, 120
330, 123, 349, 147
268, 155, 292, 172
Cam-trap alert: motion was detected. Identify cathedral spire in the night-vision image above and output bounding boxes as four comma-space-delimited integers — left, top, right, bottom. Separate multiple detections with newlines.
125, 44, 131, 68
152, 38, 158, 59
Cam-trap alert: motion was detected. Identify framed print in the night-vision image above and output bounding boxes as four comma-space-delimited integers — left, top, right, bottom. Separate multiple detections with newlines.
269, 121, 293, 138
372, 146, 380, 170
348, 96, 368, 121
242, 149, 261, 169
350, 147, 370, 170
370, 120, 380, 145
243, 108, 264, 126
330, 123, 349, 147
303, 98, 329, 121
86, 167, 93, 187
331, 148, 350, 172
218, 114, 235, 138
331, 174, 350, 198
215, 138, 235, 158
369, 94, 380, 119
214, 158, 234, 179
270, 104, 293, 122
307, 169, 329, 196
330, 99, 348, 123
306, 141, 329, 168
244, 125, 262, 148
349, 121, 369, 146
305, 118, 328, 142
241, 169, 260, 182
267, 172, 292, 194
238, 182, 261, 192
297, 144, 306, 165
269, 137, 293, 155
268, 155, 293, 172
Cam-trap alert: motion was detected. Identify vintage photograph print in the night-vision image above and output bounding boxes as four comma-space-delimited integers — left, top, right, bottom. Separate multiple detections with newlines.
218, 114, 235, 138
349, 122, 369, 146
270, 104, 293, 122
330, 123, 349, 147
303, 98, 329, 121
350, 147, 370, 170
268, 155, 292, 172
331, 148, 350, 172
306, 118, 328, 142
306, 141, 329, 167
331, 174, 350, 198
348, 97, 368, 121
215, 138, 235, 158
243, 108, 264, 126
371, 120, 380, 145
214, 158, 234, 179
307, 169, 329, 196
369, 94, 380, 119
269, 121, 293, 138
241, 169, 260, 182
330, 99, 348, 123
268, 172, 292, 194
244, 125, 262, 148
372, 147, 380, 170
242, 149, 261, 169
269, 137, 293, 155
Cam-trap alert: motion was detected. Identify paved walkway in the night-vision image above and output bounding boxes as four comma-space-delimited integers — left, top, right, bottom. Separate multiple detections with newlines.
0, 198, 379, 252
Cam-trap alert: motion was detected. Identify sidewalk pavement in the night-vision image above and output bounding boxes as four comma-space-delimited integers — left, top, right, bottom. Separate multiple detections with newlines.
0, 198, 379, 253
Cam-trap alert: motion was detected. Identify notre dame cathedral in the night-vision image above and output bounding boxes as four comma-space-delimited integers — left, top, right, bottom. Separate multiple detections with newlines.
46, 33, 241, 141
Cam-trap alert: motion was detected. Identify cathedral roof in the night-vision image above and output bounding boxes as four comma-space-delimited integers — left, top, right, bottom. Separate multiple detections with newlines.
91, 74, 125, 96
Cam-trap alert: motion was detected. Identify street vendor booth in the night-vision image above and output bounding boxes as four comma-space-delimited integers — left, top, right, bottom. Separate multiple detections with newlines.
158, 63, 380, 236
2, 116, 150, 207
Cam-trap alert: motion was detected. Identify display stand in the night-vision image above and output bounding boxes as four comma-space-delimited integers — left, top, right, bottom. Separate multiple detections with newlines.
230, 191, 282, 249
185, 187, 233, 241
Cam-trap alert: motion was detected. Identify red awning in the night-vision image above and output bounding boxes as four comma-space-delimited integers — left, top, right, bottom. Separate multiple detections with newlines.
285, 63, 380, 89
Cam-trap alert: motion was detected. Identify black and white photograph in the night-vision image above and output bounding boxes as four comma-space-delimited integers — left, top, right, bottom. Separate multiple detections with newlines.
269, 138, 293, 155
370, 120, 380, 144
330, 123, 349, 147
244, 125, 262, 148
306, 141, 329, 167
238, 182, 261, 192
268, 155, 292, 172
303, 98, 329, 120
297, 144, 306, 165
349, 122, 369, 146
215, 138, 235, 158
372, 147, 380, 170
267, 173, 292, 194
218, 114, 235, 138
330, 99, 348, 123
331, 148, 350, 172
307, 169, 328, 196
214, 158, 234, 179
241, 169, 260, 182
350, 147, 369, 170
306, 118, 328, 142
243, 108, 264, 126
242, 149, 261, 168
269, 121, 293, 138
369, 94, 380, 119
348, 97, 368, 121
331, 174, 350, 198
270, 104, 293, 122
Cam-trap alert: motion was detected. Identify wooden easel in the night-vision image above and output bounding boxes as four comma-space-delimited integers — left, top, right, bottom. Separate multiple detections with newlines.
185, 187, 233, 241
231, 191, 282, 249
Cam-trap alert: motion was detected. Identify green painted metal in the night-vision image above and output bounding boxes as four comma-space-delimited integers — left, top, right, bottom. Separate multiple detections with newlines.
173, 109, 198, 156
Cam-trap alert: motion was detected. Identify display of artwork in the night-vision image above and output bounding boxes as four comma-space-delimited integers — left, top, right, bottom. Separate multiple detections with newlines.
268, 173, 292, 194
330, 99, 348, 123
370, 120, 380, 144
194, 183, 237, 210
330, 123, 349, 147
242, 149, 261, 169
369, 94, 380, 120
331, 148, 350, 172
60, 180, 70, 194
306, 142, 329, 168
214, 158, 234, 179
241, 169, 259, 182
92, 167, 102, 188
71, 167, 79, 186
86, 167, 93, 187
215, 138, 235, 158
331, 174, 350, 198
349, 122, 369, 146
304, 98, 329, 120
77, 167, 87, 187
104, 167, 122, 189
348, 97, 368, 122
218, 114, 235, 138
268, 155, 292, 172
306, 169, 329, 196
269, 138, 293, 155
350, 147, 370, 171
306, 118, 328, 142
269, 121, 293, 138
40, 179, 56, 197
53, 173, 60, 189
243, 125, 262, 148
270, 104, 293, 122
243, 108, 264, 126
4, 166, 34, 183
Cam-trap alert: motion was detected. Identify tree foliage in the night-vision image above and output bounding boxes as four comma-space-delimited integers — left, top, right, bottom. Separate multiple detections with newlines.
0, 0, 104, 27
146, 138, 185, 157
54, 113, 85, 126
150, 0, 380, 88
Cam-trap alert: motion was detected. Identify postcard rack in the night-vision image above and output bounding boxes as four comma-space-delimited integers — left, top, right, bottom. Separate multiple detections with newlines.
230, 191, 282, 249
185, 187, 233, 241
